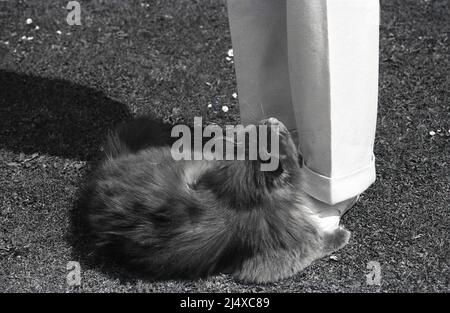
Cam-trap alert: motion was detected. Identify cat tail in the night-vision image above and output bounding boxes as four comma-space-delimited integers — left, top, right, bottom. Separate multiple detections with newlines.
103, 129, 131, 159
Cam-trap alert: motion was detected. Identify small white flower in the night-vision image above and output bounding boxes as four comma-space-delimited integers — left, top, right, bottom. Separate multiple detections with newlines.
27, 36, 34, 41
21, 35, 27, 40
34, 25, 40, 30
329, 255, 339, 261
225, 56, 232, 61
207, 103, 212, 108
26, 18, 33, 25
56, 30, 62, 35
227, 48, 233, 57
221, 105, 229, 113
429, 131, 436, 136
4, 41, 9, 45
232, 92, 238, 99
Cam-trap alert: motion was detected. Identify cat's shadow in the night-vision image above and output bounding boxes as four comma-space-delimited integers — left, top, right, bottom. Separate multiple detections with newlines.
0, 70, 177, 284
0, 70, 132, 160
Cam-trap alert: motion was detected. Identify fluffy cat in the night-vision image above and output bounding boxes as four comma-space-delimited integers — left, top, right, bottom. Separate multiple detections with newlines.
81, 117, 350, 283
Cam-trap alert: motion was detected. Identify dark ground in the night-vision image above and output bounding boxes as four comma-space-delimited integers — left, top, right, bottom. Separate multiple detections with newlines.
0, 0, 448, 292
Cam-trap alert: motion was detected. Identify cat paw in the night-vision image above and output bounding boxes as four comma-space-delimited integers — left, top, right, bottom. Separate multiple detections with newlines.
261, 117, 287, 134
260, 118, 296, 160
323, 226, 351, 254
261, 117, 284, 125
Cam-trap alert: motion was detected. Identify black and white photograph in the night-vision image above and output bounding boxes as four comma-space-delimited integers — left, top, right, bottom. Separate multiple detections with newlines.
0, 0, 448, 301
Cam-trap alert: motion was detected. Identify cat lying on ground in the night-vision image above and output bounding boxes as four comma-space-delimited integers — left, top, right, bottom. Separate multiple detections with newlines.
81, 117, 350, 283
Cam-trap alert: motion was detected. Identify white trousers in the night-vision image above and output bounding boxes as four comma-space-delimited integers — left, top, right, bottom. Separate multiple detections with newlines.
227, 0, 379, 205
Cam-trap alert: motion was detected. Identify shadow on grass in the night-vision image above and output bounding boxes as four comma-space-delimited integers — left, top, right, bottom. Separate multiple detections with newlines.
0, 70, 180, 283
0, 70, 132, 161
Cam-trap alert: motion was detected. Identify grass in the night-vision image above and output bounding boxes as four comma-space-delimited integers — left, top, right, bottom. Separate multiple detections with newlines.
0, 0, 448, 292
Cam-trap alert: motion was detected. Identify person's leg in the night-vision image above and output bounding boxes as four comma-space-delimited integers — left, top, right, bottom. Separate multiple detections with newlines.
286, 0, 379, 206
227, 0, 298, 143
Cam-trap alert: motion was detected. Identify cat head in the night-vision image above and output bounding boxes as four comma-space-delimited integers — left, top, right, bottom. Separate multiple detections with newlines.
228, 117, 299, 172
208, 118, 301, 208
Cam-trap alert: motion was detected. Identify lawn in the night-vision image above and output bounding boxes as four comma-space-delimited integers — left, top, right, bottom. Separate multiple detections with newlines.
0, 0, 448, 292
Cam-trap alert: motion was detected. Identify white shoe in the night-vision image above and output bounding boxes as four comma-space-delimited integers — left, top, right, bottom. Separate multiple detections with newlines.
299, 189, 359, 232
